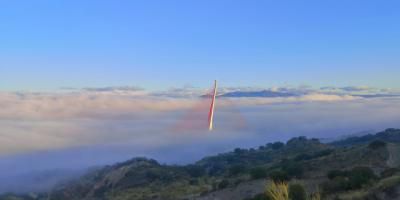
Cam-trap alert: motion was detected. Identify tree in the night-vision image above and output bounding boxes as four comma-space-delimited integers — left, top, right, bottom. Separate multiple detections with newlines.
271, 142, 285, 150
234, 148, 247, 154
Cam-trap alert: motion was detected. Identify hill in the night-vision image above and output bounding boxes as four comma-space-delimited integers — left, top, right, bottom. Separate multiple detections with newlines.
331, 128, 400, 147
1, 129, 400, 200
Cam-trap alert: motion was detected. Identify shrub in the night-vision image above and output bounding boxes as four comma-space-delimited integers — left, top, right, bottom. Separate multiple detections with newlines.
289, 183, 307, 200
313, 149, 334, 158
323, 176, 349, 193
309, 192, 321, 200
294, 154, 312, 161
269, 170, 290, 182
250, 167, 268, 179
368, 140, 387, 149
189, 179, 199, 185
229, 164, 247, 176
378, 175, 400, 193
218, 179, 230, 189
327, 170, 347, 180
185, 165, 206, 177
282, 161, 304, 178
381, 168, 400, 178
323, 167, 376, 193
208, 163, 225, 176
247, 194, 271, 200
295, 150, 333, 162
348, 167, 376, 189
145, 169, 162, 180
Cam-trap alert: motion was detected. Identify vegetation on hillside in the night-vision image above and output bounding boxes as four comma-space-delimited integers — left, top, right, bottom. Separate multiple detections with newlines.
1, 129, 400, 200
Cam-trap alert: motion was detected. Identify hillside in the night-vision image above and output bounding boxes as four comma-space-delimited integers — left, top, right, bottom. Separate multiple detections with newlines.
1, 129, 400, 200
331, 128, 400, 147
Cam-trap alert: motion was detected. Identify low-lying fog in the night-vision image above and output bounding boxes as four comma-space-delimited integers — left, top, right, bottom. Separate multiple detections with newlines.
1, 86, 400, 193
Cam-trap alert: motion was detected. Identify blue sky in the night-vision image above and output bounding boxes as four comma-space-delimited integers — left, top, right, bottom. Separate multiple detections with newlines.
1, 0, 400, 91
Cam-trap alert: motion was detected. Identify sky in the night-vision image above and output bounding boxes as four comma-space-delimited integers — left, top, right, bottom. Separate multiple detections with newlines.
1, 0, 400, 91
1, 0, 400, 193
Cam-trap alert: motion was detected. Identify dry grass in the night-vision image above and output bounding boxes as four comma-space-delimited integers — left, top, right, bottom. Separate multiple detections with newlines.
265, 182, 289, 200
309, 192, 321, 200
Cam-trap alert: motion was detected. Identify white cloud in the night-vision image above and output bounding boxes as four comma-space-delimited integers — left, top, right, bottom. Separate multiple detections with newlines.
0, 86, 399, 158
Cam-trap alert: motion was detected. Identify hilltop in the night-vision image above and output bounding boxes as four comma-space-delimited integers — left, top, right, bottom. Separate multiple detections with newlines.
331, 128, 400, 146
1, 129, 400, 200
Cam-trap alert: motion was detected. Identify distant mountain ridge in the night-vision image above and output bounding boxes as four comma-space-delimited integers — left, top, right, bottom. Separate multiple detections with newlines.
220, 90, 297, 98
212, 89, 400, 98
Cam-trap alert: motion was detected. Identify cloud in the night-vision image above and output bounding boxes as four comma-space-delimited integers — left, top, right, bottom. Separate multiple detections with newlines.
0, 88, 358, 154
1, 86, 400, 193
0, 86, 368, 122
0, 91, 399, 161
300, 93, 358, 101
0, 91, 196, 120
0, 89, 382, 157
0, 86, 398, 158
